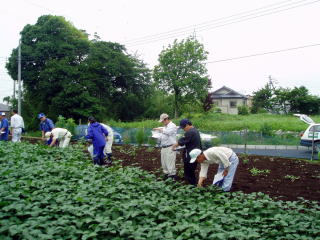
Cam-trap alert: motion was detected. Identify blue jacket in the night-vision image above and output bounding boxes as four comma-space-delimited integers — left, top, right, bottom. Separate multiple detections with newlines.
86, 122, 108, 148
40, 118, 55, 133
0, 118, 9, 140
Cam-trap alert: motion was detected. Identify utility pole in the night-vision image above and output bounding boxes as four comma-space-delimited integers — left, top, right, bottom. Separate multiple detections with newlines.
18, 39, 21, 115
13, 80, 16, 100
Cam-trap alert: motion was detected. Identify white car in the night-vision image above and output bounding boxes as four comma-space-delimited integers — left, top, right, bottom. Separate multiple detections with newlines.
294, 114, 320, 151
152, 127, 217, 142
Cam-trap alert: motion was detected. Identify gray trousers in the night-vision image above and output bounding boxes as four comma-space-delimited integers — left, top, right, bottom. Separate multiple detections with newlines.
161, 146, 176, 176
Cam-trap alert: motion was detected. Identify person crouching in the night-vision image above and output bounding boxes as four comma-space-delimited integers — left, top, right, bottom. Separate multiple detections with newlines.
189, 147, 239, 191
45, 128, 72, 148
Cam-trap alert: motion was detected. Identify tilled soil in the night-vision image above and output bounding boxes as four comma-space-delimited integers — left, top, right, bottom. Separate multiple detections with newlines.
112, 145, 320, 202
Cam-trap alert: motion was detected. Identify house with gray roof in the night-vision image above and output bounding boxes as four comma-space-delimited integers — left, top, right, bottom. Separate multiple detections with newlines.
209, 86, 252, 114
0, 103, 10, 117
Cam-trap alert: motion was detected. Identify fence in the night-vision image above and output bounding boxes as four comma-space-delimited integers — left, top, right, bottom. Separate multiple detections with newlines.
92, 127, 300, 148
70, 126, 320, 159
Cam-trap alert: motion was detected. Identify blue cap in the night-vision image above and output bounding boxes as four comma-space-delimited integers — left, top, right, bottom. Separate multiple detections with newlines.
179, 118, 191, 129
38, 113, 45, 119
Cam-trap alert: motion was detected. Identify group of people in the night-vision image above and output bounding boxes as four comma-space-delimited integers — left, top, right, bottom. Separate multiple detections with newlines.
1, 110, 238, 190
153, 113, 239, 191
38, 113, 113, 165
0, 110, 25, 142
0, 111, 113, 166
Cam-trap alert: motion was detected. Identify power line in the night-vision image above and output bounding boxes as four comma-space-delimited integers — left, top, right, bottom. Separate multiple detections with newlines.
124, 0, 296, 44
125, 0, 320, 46
206, 43, 320, 64
125, 0, 294, 42
1, 42, 320, 65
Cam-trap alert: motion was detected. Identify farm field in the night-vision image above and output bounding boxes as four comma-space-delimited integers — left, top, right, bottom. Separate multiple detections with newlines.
113, 145, 320, 202
0, 142, 319, 239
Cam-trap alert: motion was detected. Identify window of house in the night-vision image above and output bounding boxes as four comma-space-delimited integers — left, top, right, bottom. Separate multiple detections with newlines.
230, 101, 237, 108
213, 101, 219, 106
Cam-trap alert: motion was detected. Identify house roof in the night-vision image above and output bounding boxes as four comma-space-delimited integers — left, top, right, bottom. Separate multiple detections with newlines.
210, 86, 248, 99
0, 103, 10, 112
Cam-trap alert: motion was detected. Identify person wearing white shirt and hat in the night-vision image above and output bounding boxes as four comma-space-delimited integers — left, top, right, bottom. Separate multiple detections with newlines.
153, 113, 178, 179
189, 147, 239, 191
45, 128, 72, 148
10, 109, 25, 143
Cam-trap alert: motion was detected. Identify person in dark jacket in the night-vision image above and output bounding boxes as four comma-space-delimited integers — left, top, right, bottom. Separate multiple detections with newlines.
172, 119, 202, 185
85, 116, 109, 165
38, 113, 55, 144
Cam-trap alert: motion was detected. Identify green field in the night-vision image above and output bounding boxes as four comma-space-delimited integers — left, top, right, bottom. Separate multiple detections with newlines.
108, 113, 320, 132
0, 142, 319, 239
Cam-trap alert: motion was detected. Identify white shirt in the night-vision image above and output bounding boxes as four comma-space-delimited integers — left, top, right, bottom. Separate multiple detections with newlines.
101, 123, 114, 139
10, 114, 25, 128
160, 121, 177, 146
51, 128, 71, 140
200, 147, 233, 178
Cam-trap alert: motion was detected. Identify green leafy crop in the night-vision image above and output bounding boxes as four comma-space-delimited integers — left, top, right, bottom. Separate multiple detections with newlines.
0, 142, 319, 239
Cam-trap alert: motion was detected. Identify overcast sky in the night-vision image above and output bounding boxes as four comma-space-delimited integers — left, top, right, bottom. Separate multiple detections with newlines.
1, 0, 320, 103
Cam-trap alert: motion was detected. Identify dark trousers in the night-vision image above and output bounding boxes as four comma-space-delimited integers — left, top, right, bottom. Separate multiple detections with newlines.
183, 160, 198, 185
93, 145, 105, 165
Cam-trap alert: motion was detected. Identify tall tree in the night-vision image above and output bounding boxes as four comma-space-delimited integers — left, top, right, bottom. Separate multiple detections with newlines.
251, 84, 273, 113
6, 15, 92, 120
83, 41, 152, 121
6, 15, 153, 122
286, 86, 320, 114
153, 37, 210, 117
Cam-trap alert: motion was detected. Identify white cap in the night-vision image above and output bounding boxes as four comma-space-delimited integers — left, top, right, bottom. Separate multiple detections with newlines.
45, 132, 52, 139
1, 112, 5, 116
158, 113, 169, 122
189, 149, 202, 163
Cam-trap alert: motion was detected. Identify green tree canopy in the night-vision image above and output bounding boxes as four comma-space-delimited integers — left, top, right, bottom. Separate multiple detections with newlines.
153, 37, 210, 116
251, 81, 320, 114
6, 15, 153, 123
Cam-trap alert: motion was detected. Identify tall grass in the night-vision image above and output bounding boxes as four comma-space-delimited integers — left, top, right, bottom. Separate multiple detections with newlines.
109, 113, 320, 132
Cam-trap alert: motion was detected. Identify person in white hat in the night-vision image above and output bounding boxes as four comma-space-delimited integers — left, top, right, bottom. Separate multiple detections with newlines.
45, 128, 72, 148
153, 113, 177, 179
189, 147, 239, 191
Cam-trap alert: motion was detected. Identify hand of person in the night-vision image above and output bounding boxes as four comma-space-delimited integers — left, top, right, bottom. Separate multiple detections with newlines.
222, 169, 229, 177
197, 177, 205, 187
171, 143, 178, 150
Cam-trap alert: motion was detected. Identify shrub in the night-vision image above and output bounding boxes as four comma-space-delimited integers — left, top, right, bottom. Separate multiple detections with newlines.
211, 137, 221, 146
136, 128, 145, 146
55, 115, 77, 134
259, 122, 274, 136
238, 105, 249, 115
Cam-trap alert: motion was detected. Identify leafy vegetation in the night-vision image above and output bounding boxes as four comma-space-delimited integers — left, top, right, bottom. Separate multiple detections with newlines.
249, 167, 271, 176
284, 175, 300, 182
55, 115, 77, 135
0, 142, 319, 239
